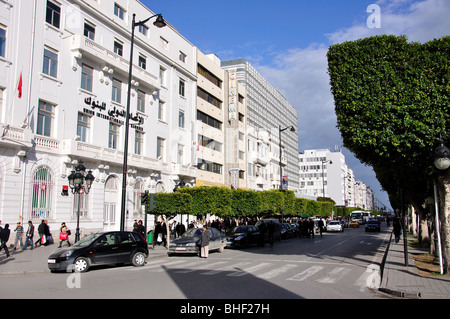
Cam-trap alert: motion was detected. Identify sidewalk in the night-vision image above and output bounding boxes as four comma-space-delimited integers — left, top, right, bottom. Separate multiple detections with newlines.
379, 234, 450, 299
0, 243, 168, 275
1, 235, 449, 299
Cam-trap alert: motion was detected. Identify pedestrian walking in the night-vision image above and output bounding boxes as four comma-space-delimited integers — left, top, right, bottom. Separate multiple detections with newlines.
58, 222, 71, 248
267, 221, 275, 246
393, 217, 401, 243
0, 224, 11, 257
23, 220, 35, 250
199, 225, 210, 258
309, 219, 315, 239
257, 220, 266, 247
318, 219, 324, 237
13, 222, 24, 250
134, 220, 145, 240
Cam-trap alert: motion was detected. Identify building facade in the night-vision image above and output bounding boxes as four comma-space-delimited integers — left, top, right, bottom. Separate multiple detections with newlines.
221, 59, 299, 191
0, 0, 197, 232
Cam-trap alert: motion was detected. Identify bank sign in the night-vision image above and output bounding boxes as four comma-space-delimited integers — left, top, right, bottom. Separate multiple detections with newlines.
82, 97, 145, 131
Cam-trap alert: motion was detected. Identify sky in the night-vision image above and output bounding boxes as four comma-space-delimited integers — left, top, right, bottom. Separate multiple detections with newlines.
141, 0, 450, 211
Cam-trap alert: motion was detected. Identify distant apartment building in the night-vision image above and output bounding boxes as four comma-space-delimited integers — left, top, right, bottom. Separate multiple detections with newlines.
298, 148, 374, 210
221, 59, 299, 190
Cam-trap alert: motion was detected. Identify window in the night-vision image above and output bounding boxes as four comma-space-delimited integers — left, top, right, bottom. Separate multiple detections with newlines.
114, 39, 123, 56
137, 90, 145, 113
111, 78, 121, 103
77, 113, 90, 142
138, 24, 148, 36
46, 0, 61, 29
114, 3, 125, 20
158, 101, 165, 121
157, 137, 165, 160
197, 159, 222, 175
197, 87, 222, 109
179, 79, 185, 97
160, 37, 168, 50
197, 110, 222, 130
179, 51, 186, 63
30, 166, 53, 220
178, 110, 185, 129
42, 47, 58, 78
138, 54, 146, 70
81, 64, 93, 92
135, 130, 144, 155
197, 64, 222, 88
159, 67, 166, 87
108, 122, 119, 149
37, 100, 55, 137
84, 21, 95, 40
0, 25, 6, 58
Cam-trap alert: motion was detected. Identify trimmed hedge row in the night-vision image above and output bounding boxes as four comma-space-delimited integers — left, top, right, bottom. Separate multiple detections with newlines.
149, 187, 338, 218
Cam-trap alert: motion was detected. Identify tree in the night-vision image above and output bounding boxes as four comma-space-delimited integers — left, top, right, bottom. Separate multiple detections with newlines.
327, 35, 450, 272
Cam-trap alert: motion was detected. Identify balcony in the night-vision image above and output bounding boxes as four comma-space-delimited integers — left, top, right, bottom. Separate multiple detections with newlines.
70, 35, 159, 91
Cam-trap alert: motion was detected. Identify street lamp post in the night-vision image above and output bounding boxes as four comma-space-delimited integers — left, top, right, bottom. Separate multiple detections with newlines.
279, 125, 295, 191
67, 161, 95, 242
433, 140, 450, 274
120, 13, 166, 231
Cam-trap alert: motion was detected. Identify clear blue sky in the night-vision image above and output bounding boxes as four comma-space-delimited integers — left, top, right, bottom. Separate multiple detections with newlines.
141, 0, 450, 211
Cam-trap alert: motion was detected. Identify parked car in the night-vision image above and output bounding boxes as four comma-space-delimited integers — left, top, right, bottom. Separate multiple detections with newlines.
48, 231, 148, 273
168, 227, 226, 255
349, 219, 360, 228
226, 225, 260, 248
365, 219, 381, 232
281, 223, 296, 239
326, 221, 344, 232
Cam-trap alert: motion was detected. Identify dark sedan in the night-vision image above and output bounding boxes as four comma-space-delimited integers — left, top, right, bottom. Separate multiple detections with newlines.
168, 227, 226, 255
226, 225, 260, 248
48, 231, 148, 272
365, 219, 381, 232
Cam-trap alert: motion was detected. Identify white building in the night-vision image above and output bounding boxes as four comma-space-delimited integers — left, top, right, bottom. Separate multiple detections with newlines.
221, 59, 299, 190
0, 0, 197, 232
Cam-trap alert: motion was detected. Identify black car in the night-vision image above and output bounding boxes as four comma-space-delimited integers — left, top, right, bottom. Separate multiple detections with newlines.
168, 227, 226, 255
365, 219, 381, 232
48, 231, 148, 272
226, 225, 260, 248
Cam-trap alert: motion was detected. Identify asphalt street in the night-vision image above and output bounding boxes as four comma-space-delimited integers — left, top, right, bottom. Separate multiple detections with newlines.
0, 225, 389, 299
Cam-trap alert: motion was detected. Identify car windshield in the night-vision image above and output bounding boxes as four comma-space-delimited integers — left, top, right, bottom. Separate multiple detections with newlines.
368, 220, 378, 224
230, 226, 248, 234
72, 233, 103, 247
182, 228, 203, 237
329, 221, 339, 225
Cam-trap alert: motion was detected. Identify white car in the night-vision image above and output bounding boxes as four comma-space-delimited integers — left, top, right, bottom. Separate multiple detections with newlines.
326, 221, 343, 232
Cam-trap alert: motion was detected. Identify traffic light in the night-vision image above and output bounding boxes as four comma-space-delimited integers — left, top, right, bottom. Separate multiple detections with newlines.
141, 190, 149, 205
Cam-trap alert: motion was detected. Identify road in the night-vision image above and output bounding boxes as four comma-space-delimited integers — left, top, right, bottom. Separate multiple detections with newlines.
0, 224, 390, 299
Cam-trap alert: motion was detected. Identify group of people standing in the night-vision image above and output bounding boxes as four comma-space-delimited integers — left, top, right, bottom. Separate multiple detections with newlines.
0, 220, 72, 257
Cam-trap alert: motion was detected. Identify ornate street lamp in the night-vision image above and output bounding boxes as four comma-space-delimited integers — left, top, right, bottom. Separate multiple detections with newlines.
120, 13, 166, 231
68, 161, 95, 242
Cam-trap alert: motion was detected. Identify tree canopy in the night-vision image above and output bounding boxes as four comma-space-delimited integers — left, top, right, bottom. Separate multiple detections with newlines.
327, 35, 450, 211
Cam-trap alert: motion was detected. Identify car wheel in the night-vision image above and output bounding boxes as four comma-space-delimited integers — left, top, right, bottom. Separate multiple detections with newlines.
74, 257, 90, 273
132, 251, 146, 267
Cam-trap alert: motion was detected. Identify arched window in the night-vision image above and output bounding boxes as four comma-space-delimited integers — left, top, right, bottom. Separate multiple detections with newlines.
30, 166, 53, 219
104, 176, 118, 225
133, 179, 143, 218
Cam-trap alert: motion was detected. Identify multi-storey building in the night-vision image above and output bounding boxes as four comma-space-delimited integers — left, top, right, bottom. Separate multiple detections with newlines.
221, 59, 299, 190
0, 0, 196, 232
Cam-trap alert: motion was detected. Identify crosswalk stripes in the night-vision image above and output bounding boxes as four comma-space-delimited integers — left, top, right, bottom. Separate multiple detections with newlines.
287, 265, 324, 282
139, 259, 368, 287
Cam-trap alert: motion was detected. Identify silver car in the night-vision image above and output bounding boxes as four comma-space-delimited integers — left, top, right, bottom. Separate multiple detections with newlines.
168, 227, 226, 255
326, 221, 343, 232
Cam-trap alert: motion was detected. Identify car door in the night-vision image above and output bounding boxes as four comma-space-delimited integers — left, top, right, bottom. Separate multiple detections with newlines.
208, 228, 220, 250
90, 233, 118, 265
116, 232, 138, 263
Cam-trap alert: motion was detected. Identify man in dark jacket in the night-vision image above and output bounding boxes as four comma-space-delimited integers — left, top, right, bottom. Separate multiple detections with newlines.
199, 225, 211, 258
0, 224, 11, 257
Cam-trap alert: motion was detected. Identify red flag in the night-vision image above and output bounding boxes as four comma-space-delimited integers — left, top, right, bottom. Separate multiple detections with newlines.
17, 72, 22, 99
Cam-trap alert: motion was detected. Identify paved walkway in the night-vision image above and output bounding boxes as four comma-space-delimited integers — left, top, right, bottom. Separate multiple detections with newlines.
379, 234, 450, 298
1, 234, 449, 299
